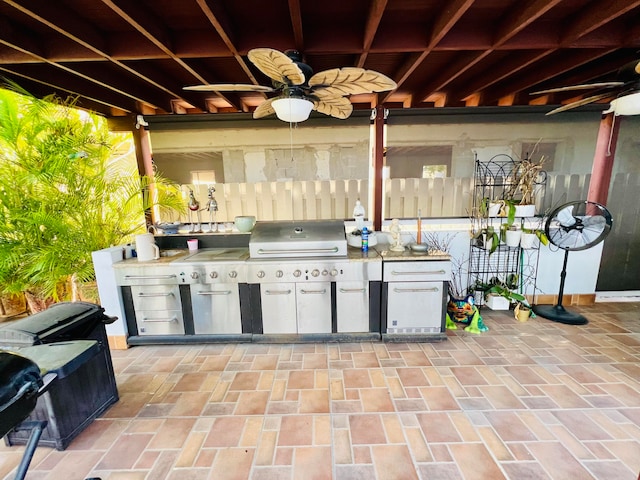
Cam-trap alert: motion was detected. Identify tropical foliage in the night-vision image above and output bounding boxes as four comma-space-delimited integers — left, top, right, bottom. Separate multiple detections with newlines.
0, 84, 184, 310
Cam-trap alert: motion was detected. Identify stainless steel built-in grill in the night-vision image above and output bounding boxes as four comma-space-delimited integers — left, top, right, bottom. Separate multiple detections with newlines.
249, 220, 348, 259
248, 221, 380, 335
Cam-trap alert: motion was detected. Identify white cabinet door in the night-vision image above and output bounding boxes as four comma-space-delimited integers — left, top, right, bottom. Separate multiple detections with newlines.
336, 281, 369, 332
296, 282, 332, 334
261, 282, 297, 334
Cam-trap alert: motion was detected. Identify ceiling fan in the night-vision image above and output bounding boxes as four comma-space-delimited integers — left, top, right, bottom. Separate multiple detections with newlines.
530, 59, 640, 116
184, 48, 397, 122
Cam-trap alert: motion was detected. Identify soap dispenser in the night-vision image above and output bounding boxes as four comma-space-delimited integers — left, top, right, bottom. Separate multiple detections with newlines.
353, 200, 366, 232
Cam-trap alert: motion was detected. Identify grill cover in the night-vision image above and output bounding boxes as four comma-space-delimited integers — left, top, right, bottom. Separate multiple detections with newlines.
0, 351, 41, 438
249, 220, 347, 259
0, 302, 114, 346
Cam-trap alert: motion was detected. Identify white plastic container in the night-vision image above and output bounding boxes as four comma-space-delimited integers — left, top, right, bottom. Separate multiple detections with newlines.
485, 294, 509, 310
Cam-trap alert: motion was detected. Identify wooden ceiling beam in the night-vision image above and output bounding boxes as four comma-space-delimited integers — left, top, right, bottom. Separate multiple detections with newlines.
483, 49, 617, 104
561, 0, 640, 45
455, 50, 555, 102
3, 1, 202, 113
420, 0, 561, 105
100, 0, 219, 112
493, 0, 563, 47
0, 65, 135, 114
196, 0, 260, 88
288, 0, 304, 52
0, 37, 162, 110
380, 0, 473, 104
356, 0, 387, 68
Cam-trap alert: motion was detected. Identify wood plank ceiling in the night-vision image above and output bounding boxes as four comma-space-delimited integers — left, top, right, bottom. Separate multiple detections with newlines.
1, 0, 639, 120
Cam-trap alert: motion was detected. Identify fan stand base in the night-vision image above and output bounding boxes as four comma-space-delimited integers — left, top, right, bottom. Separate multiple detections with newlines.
532, 304, 588, 325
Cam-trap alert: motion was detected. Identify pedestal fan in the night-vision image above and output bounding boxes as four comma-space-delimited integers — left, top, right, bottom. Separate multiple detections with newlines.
533, 200, 612, 325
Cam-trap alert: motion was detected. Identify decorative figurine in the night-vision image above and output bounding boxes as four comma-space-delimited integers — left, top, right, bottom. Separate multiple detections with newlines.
187, 189, 202, 233
445, 294, 489, 334
389, 218, 405, 251
204, 186, 218, 232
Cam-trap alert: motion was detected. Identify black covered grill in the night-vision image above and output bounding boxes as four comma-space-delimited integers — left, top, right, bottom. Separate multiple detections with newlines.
0, 351, 42, 439
0, 302, 119, 451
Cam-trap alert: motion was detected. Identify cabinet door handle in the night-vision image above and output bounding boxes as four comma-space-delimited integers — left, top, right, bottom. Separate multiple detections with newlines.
393, 287, 440, 293
197, 290, 231, 296
300, 289, 327, 295
137, 292, 174, 297
142, 316, 177, 323
339, 288, 366, 293
125, 274, 176, 280
264, 289, 292, 295
391, 270, 446, 276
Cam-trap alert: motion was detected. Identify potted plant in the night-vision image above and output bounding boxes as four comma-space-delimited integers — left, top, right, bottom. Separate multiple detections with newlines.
502, 155, 546, 218
503, 224, 522, 248
0, 85, 185, 312
474, 225, 500, 254
473, 276, 531, 311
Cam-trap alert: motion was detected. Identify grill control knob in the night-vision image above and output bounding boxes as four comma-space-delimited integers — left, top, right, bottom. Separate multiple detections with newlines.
228, 271, 238, 279
276, 270, 284, 278
311, 269, 320, 277
191, 272, 199, 279
257, 270, 266, 278
293, 269, 302, 278
330, 269, 338, 276
322, 269, 328, 276
209, 271, 218, 279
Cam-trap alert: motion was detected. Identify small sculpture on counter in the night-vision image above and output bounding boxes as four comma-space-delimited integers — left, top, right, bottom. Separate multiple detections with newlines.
187, 189, 202, 233
204, 185, 218, 232
390, 218, 405, 252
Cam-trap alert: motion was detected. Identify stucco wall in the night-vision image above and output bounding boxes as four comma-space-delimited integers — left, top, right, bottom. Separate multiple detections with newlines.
148, 111, 639, 186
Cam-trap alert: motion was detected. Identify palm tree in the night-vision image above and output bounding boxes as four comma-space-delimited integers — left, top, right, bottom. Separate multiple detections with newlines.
0, 84, 185, 312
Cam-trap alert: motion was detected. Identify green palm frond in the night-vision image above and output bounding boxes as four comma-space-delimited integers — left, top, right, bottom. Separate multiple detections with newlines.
0, 84, 185, 302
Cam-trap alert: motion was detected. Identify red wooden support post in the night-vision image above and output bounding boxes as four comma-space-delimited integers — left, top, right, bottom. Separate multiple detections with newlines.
587, 113, 621, 206
372, 107, 385, 231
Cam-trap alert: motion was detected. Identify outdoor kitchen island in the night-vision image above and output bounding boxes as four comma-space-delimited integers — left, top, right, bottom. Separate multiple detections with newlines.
101, 221, 451, 346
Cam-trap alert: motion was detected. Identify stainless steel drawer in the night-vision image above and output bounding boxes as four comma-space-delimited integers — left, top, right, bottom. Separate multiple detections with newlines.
115, 266, 180, 286
136, 310, 185, 335
131, 285, 182, 311
383, 260, 450, 282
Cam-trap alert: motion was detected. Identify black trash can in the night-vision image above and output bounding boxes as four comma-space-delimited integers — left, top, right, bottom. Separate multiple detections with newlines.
0, 302, 119, 450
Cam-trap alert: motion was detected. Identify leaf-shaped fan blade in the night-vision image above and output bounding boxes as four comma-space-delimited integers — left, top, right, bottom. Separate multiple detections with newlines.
313, 96, 353, 119
545, 92, 614, 115
184, 84, 274, 92
309, 68, 397, 98
531, 82, 624, 95
253, 98, 276, 119
248, 48, 305, 86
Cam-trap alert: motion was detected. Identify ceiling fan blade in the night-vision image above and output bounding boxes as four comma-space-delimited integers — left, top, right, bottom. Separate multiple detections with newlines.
531, 82, 624, 95
545, 92, 615, 115
184, 84, 274, 92
248, 48, 305, 86
313, 96, 353, 119
253, 97, 276, 119
309, 68, 397, 97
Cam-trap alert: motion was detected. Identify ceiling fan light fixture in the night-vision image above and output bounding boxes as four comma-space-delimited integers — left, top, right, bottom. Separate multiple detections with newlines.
272, 97, 314, 123
604, 91, 640, 116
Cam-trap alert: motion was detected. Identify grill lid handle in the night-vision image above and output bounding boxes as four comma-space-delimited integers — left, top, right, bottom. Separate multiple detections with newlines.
257, 247, 340, 255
